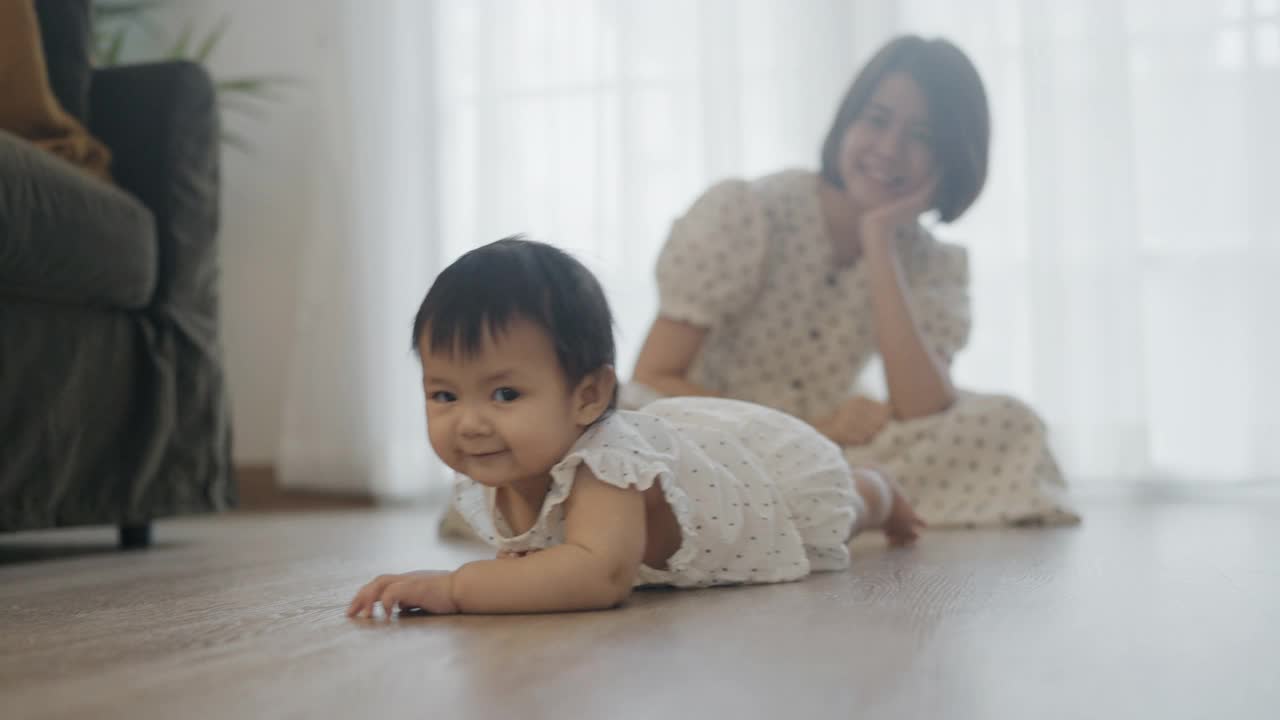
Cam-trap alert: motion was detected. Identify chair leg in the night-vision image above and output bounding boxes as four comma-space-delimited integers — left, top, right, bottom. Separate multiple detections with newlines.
118, 523, 152, 549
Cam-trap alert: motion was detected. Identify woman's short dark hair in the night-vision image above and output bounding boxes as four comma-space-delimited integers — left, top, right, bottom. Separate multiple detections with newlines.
820, 35, 990, 223
411, 236, 618, 409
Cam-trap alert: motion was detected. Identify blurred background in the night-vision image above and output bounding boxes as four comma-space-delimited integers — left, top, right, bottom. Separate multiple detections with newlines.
116, 0, 1279, 499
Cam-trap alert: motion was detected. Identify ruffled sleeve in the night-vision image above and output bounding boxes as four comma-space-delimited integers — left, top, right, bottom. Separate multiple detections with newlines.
453, 413, 697, 567
547, 412, 704, 583
655, 179, 769, 328
548, 411, 679, 494
452, 473, 502, 546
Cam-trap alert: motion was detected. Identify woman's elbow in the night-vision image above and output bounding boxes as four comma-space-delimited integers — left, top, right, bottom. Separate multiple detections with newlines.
929, 387, 958, 416
631, 356, 679, 387
631, 365, 660, 388
895, 388, 957, 421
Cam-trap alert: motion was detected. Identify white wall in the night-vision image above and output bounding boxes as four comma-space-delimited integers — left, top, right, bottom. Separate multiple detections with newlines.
162, 0, 344, 464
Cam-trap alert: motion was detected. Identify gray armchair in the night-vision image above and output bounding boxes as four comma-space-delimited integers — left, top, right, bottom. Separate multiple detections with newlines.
0, 1, 234, 546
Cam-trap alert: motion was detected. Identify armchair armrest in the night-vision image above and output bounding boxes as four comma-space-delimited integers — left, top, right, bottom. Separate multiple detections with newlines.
0, 129, 156, 309
89, 61, 221, 324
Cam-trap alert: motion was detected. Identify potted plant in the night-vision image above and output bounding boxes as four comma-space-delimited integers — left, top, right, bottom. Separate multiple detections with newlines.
92, 0, 291, 151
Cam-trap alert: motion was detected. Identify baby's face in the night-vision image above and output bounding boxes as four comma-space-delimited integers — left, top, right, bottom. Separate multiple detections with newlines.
419, 317, 590, 491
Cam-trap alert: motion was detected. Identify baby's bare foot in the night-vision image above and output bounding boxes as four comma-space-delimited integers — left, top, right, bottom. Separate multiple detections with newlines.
882, 479, 926, 547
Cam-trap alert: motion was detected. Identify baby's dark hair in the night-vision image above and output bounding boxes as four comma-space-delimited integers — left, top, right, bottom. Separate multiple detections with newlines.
411, 236, 618, 410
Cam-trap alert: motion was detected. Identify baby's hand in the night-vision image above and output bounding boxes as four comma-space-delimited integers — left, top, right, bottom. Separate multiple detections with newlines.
347, 570, 458, 618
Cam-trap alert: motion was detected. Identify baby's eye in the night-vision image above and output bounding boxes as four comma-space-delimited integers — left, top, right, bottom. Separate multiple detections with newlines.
492, 387, 521, 403
429, 390, 457, 403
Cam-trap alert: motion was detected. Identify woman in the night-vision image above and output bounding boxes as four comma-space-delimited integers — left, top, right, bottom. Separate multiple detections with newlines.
631, 35, 1077, 527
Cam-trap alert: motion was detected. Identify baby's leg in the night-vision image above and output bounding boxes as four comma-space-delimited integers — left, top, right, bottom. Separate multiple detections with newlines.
777, 467, 858, 572
851, 466, 925, 546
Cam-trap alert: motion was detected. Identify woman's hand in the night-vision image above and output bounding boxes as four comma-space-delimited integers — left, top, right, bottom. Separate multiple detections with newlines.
859, 174, 939, 252
815, 395, 892, 447
347, 570, 458, 618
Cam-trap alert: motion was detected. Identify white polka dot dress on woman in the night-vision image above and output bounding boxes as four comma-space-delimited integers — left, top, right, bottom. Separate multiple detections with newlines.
651, 169, 1078, 527
454, 397, 866, 588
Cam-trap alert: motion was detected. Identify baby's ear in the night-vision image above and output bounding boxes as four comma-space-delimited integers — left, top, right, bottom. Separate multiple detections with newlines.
573, 366, 617, 426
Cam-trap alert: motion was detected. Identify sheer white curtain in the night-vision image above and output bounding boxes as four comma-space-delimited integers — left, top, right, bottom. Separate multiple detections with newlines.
279, 0, 1278, 497
874, 0, 1280, 482
432, 0, 865, 378
276, 0, 443, 498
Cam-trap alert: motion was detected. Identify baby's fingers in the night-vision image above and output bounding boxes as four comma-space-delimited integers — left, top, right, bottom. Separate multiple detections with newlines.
378, 581, 414, 617
348, 575, 398, 618
906, 503, 928, 528
347, 587, 374, 618
348, 589, 379, 618
887, 529, 919, 547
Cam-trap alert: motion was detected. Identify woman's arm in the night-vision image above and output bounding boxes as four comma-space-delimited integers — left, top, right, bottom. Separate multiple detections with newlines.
632, 317, 720, 398
862, 237, 955, 419
448, 465, 646, 613
858, 178, 956, 420
636, 317, 867, 445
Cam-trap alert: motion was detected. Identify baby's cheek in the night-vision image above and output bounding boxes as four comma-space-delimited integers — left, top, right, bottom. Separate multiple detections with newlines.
524, 427, 570, 471
426, 433, 449, 462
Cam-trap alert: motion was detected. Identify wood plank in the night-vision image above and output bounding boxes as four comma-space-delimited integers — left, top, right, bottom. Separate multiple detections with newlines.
2, 493, 1278, 720
235, 465, 375, 511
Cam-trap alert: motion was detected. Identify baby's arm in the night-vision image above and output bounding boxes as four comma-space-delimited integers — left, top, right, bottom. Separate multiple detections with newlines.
349, 464, 646, 617
448, 464, 645, 613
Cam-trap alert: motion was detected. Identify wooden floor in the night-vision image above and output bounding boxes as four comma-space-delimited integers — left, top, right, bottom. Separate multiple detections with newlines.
3, 490, 1279, 720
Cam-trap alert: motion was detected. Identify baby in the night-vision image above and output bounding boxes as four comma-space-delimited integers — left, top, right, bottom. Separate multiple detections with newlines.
348, 237, 923, 618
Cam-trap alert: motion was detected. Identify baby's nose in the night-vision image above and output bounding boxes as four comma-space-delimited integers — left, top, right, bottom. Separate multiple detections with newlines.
458, 405, 492, 436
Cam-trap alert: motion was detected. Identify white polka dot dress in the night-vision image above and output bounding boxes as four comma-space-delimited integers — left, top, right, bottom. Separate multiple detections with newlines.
652, 169, 1078, 527
453, 397, 861, 588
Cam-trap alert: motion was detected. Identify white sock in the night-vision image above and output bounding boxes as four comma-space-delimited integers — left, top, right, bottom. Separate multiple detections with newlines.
851, 467, 893, 532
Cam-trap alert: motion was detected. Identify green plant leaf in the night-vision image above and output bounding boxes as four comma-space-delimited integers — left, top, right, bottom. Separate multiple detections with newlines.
194, 15, 231, 64
216, 75, 298, 91
216, 78, 271, 93
220, 128, 255, 154
91, 0, 291, 151
168, 20, 195, 59
219, 96, 270, 120
92, 0, 167, 22
104, 27, 128, 66
216, 90, 277, 109
216, 78, 296, 106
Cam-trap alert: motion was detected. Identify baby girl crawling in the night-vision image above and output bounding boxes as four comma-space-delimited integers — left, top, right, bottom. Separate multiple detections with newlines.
348, 238, 922, 618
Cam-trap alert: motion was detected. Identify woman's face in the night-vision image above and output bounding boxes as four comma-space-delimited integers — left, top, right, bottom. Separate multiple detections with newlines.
837, 71, 937, 210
